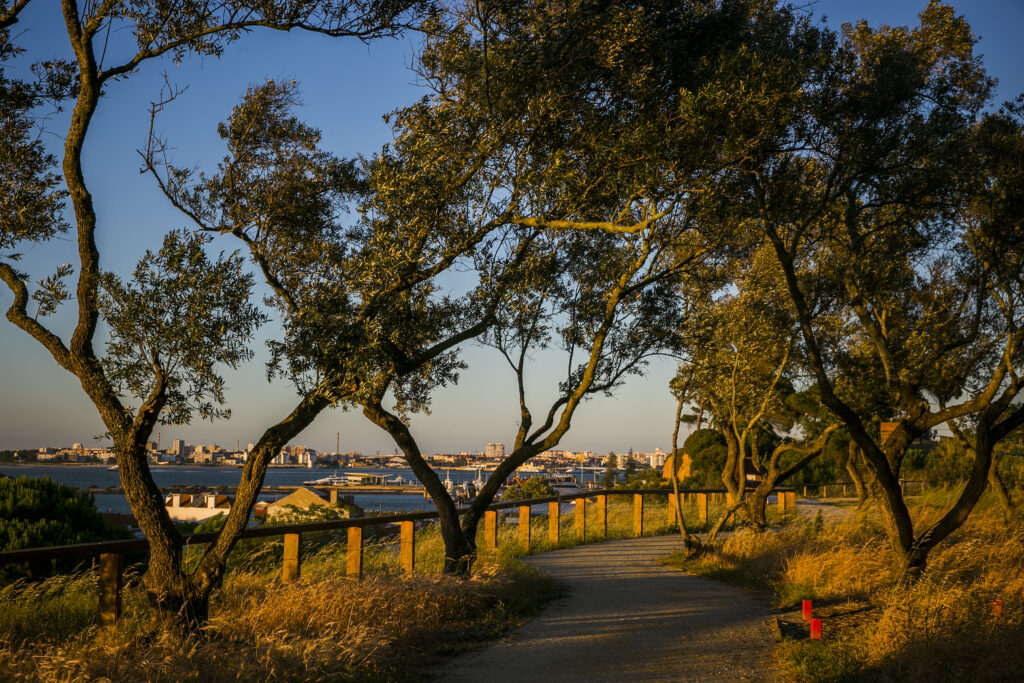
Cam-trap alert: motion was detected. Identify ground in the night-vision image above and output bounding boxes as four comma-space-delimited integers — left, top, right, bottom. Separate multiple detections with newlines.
435, 535, 778, 682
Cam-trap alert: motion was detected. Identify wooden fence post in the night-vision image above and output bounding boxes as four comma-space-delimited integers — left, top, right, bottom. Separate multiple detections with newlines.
484, 510, 498, 550
697, 492, 708, 524
548, 501, 560, 544
777, 490, 787, 513
346, 526, 363, 580
518, 505, 531, 549
400, 521, 415, 573
787, 491, 796, 511
596, 495, 608, 538
633, 494, 644, 537
97, 552, 123, 628
574, 498, 586, 540
282, 533, 301, 582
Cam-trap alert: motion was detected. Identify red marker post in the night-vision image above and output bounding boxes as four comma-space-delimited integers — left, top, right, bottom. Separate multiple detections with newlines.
810, 618, 822, 640
802, 599, 813, 622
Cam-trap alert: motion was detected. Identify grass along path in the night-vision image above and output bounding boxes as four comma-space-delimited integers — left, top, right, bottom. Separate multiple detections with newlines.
436, 535, 777, 682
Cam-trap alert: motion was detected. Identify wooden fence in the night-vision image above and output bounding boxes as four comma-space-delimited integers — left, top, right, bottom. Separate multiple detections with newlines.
0, 486, 796, 627
800, 480, 927, 498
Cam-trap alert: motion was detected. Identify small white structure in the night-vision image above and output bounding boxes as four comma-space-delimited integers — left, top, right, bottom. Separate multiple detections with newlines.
165, 492, 232, 521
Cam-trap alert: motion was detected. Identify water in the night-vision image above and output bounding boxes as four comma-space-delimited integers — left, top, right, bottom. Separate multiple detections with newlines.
0, 464, 497, 516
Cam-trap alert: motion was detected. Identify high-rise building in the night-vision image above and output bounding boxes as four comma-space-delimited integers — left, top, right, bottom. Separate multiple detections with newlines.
485, 443, 505, 459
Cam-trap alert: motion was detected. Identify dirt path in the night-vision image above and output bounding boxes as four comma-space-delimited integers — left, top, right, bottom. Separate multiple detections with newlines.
435, 536, 777, 682
794, 498, 856, 524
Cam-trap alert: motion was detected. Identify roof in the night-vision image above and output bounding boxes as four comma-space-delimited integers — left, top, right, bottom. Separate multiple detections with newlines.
267, 487, 330, 512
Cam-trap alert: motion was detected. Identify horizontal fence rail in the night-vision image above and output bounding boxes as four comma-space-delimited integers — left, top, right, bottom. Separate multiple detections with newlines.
799, 480, 926, 498
0, 486, 795, 627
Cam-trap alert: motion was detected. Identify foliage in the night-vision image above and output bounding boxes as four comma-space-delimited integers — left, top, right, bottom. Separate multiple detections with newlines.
500, 476, 555, 502
99, 231, 266, 425
0, 0, 428, 625
0, 31, 67, 257
680, 429, 727, 488
622, 467, 664, 490
0, 476, 129, 582
923, 439, 973, 486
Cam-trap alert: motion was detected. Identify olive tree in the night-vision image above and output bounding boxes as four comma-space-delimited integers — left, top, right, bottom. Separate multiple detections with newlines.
739, 3, 1024, 573
0, 0, 425, 626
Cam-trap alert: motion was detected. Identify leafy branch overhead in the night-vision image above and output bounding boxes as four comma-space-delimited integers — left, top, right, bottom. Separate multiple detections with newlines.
99, 230, 266, 425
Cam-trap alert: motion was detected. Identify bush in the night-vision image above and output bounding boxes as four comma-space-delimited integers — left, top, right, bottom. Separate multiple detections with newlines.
501, 477, 555, 501
0, 476, 131, 582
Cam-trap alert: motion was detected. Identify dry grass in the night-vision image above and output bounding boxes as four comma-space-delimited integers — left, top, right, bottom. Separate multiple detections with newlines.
0, 493, 717, 681
0, 531, 560, 682
667, 491, 1024, 681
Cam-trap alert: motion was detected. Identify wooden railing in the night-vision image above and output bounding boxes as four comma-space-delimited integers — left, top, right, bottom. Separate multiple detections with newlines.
800, 480, 927, 498
0, 487, 797, 626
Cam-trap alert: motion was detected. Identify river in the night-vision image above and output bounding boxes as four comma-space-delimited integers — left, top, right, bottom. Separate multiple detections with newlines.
0, 464, 496, 516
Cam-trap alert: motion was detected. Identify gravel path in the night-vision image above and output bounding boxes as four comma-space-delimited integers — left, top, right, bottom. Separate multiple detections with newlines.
435, 536, 777, 682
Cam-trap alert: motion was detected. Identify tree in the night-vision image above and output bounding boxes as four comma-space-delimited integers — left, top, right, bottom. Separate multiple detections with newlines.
500, 476, 554, 502
152, 74, 528, 582
739, 3, 1024, 572
350, 0, 839, 574
600, 457, 618, 488
0, 0, 425, 627
0, 476, 130, 582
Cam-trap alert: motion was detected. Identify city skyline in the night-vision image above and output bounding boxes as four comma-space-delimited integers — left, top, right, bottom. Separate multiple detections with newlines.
2, 0, 1022, 455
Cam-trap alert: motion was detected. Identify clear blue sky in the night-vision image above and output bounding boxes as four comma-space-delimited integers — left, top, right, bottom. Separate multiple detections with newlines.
1, 1, 1022, 454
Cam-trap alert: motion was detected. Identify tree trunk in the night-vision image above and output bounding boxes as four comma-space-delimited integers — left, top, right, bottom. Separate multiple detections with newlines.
362, 399, 474, 575
846, 442, 869, 510
670, 397, 696, 549
444, 525, 478, 575
988, 450, 1020, 523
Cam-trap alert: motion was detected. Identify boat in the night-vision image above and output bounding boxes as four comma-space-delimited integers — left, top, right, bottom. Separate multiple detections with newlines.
546, 473, 581, 495
106, 465, 118, 471
304, 472, 404, 487
302, 474, 348, 486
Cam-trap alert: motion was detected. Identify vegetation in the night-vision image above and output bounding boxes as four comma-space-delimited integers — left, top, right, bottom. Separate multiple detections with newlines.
0, 0, 432, 629
663, 491, 1024, 681
500, 477, 555, 502
0, 493, 693, 681
0, 476, 130, 582
2, 0, 1023, 676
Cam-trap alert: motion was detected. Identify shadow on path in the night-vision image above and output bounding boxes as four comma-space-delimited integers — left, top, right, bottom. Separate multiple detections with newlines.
435, 536, 776, 682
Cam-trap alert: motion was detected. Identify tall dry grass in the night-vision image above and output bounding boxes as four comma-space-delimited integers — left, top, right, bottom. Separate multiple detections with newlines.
670, 491, 1024, 681
0, 493, 691, 682
0, 530, 560, 682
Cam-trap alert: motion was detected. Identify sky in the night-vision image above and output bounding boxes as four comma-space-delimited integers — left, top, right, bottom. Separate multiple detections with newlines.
1, 1, 1022, 455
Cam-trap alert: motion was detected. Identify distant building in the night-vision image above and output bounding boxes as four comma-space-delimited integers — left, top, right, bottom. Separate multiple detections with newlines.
485, 443, 505, 459
164, 492, 232, 522
647, 449, 667, 468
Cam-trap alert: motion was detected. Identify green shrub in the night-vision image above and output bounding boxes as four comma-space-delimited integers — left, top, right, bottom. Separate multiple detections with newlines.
0, 476, 131, 582
500, 477, 555, 501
